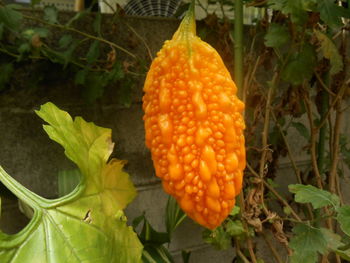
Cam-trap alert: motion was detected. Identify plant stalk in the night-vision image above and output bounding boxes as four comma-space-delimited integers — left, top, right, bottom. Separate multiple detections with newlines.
317, 74, 330, 175
234, 0, 244, 98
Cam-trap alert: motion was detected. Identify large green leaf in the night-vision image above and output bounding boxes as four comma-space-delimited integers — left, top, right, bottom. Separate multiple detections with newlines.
281, 44, 316, 85
289, 224, 328, 263
316, 0, 350, 29
264, 23, 290, 48
314, 30, 343, 75
0, 5, 23, 31
268, 0, 315, 24
0, 102, 142, 263
337, 205, 350, 237
289, 184, 340, 209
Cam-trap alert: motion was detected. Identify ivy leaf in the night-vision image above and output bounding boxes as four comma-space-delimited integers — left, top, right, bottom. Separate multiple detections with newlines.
165, 196, 186, 238
289, 224, 328, 263
317, 0, 350, 29
282, 44, 316, 85
0, 5, 23, 31
87, 40, 100, 64
291, 122, 310, 140
0, 102, 142, 263
336, 205, 350, 236
44, 6, 58, 24
289, 184, 340, 209
264, 23, 290, 48
314, 30, 343, 75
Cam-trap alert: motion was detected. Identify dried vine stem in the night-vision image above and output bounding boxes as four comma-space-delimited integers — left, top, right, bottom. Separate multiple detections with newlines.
261, 232, 284, 263
246, 163, 302, 222
21, 13, 137, 59
303, 90, 324, 189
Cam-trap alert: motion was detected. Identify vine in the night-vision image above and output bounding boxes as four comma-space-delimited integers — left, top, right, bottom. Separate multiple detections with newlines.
0, 3, 148, 104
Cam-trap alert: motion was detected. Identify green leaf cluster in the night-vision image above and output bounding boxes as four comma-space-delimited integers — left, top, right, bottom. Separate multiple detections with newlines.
289, 184, 350, 262
0, 102, 142, 262
0, 5, 138, 103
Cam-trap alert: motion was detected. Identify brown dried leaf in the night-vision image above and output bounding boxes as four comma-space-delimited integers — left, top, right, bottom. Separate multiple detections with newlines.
247, 217, 263, 232
106, 48, 116, 69
31, 34, 42, 48
272, 219, 290, 252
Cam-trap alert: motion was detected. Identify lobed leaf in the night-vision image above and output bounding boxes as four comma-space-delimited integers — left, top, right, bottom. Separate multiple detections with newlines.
264, 23, 290, 48
0, 102, 142, 263
289, 224, 327, 263
314, 30, 343, 75
337, 205, 350, 237
316, 0, 350, 29
281, 44, 316, 85
289, 184, 340, 209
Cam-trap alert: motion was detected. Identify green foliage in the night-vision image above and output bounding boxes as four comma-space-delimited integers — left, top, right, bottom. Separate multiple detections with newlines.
289, 184, 340, 209
264, 23, 290, 48
314, 30, 343, 75
290, 122, 310, 140
132, 195, 188, 263
166, 196, 186, 238
289, 224, 328, 263
337, 205, 350, 236
203, 225, 232, 250
0, 63, 13, 90
281, 44, 317, 85
316, 0, 350, 29
0, 102, 142, 262
0, 4, 140, 104
0, 5, 23, 30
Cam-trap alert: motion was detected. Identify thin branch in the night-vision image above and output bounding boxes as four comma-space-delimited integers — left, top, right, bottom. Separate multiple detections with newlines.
246, 163, 302, 222
123, 21, 153, 61
270, 111, 302, 184
316, 79, 349, 131
235, 241, 251, 263
314, 71, 336, 96
264, 186, 302, 222
22, 14, 137, 59
261, 232, 284, 263
303, 91, 324, 189
329, 99, 344, 194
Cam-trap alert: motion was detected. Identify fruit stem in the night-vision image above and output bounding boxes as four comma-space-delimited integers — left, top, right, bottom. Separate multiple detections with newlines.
173, 0, 196, 40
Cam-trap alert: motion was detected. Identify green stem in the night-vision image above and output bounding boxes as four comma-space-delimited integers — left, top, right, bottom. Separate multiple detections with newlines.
0, 166, 42, 209
173, 0, 196, 40
234, 0, 244, 98
317, 74, 330, 174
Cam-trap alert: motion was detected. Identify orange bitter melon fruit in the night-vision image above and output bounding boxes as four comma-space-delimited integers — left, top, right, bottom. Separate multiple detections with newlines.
142, 4, 245, 229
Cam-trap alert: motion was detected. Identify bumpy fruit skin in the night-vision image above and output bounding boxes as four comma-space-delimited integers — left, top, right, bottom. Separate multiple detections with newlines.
142, 9, 245, 229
